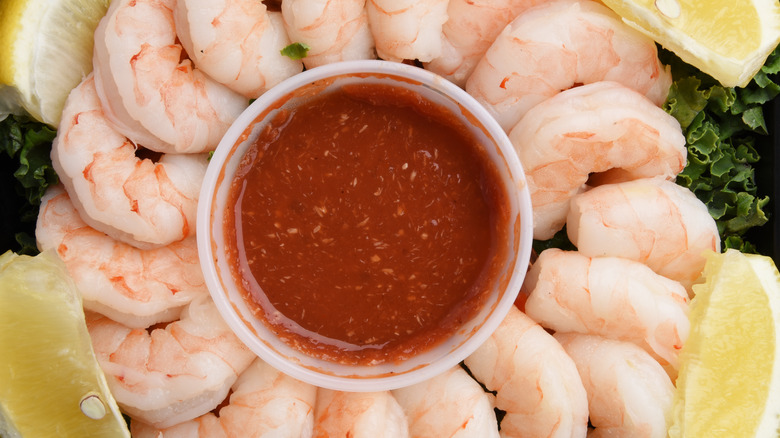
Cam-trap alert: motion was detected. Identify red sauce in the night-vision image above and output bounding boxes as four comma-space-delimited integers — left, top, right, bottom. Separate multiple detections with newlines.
225, 82, 510, 365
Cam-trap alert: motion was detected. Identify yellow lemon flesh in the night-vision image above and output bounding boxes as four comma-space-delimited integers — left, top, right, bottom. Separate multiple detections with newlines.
601, 0, 780, 87
0, 0, 109, 126
669, 249, 780, 437
0, 250, 130, 437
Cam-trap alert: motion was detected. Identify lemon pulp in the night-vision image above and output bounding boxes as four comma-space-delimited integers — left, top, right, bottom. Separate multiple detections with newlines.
670, 249, 780, 437
0, 251, 130, 437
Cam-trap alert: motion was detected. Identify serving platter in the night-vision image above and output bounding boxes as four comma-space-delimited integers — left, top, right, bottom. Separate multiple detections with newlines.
1, 0, 779, 434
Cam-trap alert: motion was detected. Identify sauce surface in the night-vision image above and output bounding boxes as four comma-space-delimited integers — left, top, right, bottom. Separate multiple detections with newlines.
225, 83, 509, 365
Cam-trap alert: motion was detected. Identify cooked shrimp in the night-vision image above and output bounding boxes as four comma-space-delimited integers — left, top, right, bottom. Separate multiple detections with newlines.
131, 358, 318, 437
52, 74, 206, 249
566, 177, 721, 292
523, 248, 689, 371
36, 185, 208, 329
392, 365, 499, 438
92, 0, 247, 154
466, 0, 672, 130
424, 0, 548, 87
87, 295, 257, 429
174, 0, 303, 98
366, 0, 448, 63
508, 81, 686, 240
281, 0, 375, 69
313, 390, 409, 438
463, 306, 589, 438
555, 333, 675, 438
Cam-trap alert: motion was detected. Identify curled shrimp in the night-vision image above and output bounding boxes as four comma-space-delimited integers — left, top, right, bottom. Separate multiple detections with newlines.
392, 366, 499, 437
508, 81, 686, 240
51, 74, 207, 249
425, 0, 548, 87
281, 0, 376, 69
463, 306, 589, 438
92, 0, 247, 154
36, 185, 208, 329
87, 295, 257, 429
366, 0, 449, 63
131, 358, 318, 437
174, 0, 303, 98
555, 333, 675, 438
313, 390, 409, 437
466, 0, 672, 131
523, 248, 689, 372
566, 177, 721, 292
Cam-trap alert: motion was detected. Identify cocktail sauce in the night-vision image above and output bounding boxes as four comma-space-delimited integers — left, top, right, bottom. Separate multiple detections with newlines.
225, 83, 510, 365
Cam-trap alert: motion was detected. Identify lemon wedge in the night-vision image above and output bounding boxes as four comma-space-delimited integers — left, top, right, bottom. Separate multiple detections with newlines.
600, 0, 780, 87
0, 0, 109, 126
0, 250, 130, 437
669, 249, 780, 437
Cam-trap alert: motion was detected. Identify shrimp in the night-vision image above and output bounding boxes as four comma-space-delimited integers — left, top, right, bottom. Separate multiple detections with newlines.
313, 390, 409, 438
131, 358, 318, 437
366, 0, 448, 63
281, 0, 376, 69
424, 0, 549, 87
51, 74, 207, 249
507, 81, 686, 240
392, 365, 499, 438
465, 0, 672, 131
174, 0, 303, 99
36, 185, 208, 329
566, 177, 721, 292
523, 248, 689, 372
92, 0, 247, 154
554, 333, 675, 438
463, 306, 589, 438
86, 295, 257, 429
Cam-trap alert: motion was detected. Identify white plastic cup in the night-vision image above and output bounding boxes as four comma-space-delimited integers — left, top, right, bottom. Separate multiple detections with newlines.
197, 60, 533, 392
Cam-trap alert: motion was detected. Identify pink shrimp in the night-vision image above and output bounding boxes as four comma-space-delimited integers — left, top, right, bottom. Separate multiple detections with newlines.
466, 0, 672, 131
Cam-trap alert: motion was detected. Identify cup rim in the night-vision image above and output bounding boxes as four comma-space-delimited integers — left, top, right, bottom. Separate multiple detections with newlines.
197, 59, 534, 392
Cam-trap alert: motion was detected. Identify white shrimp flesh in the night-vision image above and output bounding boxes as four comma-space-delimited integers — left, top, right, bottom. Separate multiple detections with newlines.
92, 0, 248, 153
508, 81, 686, 240
464, 306, 589, 438
36, 185, 208, 329
52, 74, 208, 249
566, 177, 721, 292
555, 333, 675, 438
523, 248, 689, 372
466, 0, 672, 130
174, 0, 303, 98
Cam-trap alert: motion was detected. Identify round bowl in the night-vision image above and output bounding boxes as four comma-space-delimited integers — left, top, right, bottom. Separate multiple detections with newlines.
197, 60, 533, 392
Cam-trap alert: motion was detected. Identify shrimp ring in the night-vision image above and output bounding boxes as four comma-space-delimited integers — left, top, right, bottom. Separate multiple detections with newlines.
36, 185, 208, 329
92, 0, 247, 153
466, 0, 672, 131
87, 295, 257, 429
52, 74, 206, 249
508, 81, 686, 240
464, 306, 589, 437
130, 358, 318, 437
566, 177, 721, 292
174, 0, 303, 98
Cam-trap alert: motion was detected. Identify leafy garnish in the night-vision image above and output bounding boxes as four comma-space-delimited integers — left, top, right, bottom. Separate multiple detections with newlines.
280, 42, 310, 60
661, 45, 779, 253
0, 115, 57, 254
